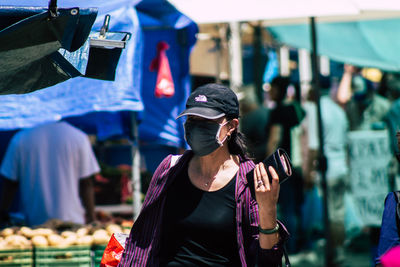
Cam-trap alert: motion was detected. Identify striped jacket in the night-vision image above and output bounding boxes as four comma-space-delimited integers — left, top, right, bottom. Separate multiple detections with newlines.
118, 150, 288, 266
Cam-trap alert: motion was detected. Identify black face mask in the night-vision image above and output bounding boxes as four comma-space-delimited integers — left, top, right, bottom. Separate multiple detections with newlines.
184, 120, 229, 156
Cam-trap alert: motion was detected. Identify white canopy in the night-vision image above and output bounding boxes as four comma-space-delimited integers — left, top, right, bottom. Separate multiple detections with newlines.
168, 0, 400, 24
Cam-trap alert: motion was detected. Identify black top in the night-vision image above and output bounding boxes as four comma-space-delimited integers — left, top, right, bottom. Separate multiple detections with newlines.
267, 102, 305, 157
160, 168, 241, 267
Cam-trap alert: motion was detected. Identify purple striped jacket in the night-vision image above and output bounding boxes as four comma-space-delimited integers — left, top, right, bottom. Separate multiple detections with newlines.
118, 150, 289, 267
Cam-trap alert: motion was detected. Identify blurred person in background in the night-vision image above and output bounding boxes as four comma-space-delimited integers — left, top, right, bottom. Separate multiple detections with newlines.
336, 64, 391, 264
336, 64, 390, 131
301, 75, 349, 266
265, 76, 305, 254
375, 74, 400, 266
119, 83, 289, 267
375, 131, 400, 266
377, 72, 400, 102
240, 86, 270, 163
0, 121, 100, 226
382, 72, 400, 191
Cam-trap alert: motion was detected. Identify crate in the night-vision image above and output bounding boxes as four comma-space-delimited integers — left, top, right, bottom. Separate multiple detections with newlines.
35, 246, 91, 267
0, 248, 33, 267
92, 245, 106, 267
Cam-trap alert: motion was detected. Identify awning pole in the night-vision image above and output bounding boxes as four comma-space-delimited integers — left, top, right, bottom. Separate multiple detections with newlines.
131, 112, 142, 220
253, 22, 264, 104
228, 22, 243, 91
310, 17, 333, 267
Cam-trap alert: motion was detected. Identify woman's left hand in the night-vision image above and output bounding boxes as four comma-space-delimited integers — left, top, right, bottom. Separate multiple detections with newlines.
253, 163, 280, 211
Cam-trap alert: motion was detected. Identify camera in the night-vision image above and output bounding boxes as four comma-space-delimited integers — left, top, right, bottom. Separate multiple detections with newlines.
247, 148, 293, 196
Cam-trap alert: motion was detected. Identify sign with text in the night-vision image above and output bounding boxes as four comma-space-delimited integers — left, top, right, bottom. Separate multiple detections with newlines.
347, 130, 391, 226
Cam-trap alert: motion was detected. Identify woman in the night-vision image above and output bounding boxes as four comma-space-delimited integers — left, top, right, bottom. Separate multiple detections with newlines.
118, 83, 289, 266
375, 131, 400, 266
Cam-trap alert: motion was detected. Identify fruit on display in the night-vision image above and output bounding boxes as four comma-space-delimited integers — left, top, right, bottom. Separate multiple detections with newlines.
76, 227, 89, 237
47, 234, 65, 247
32, 228, 54, 237
0, 218, 133, 250
31, 235, 48, 247
1, 235, 31, 249
60, 231, 76, 239
17, 227, 34, 238
92, 229, 110, 245
105, 224, 122, 236
0, 228, 14, 237
76, 235, 94, 246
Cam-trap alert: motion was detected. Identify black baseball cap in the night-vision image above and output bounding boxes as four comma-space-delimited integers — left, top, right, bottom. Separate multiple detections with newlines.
176, 83, 239, 120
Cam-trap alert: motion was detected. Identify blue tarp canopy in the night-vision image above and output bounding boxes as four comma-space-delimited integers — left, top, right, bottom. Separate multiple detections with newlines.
136, 1, 197, 149
267, 18, 400, 72
0, 0, 197, 144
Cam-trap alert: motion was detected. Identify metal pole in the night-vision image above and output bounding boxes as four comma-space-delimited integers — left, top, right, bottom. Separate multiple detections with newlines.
131, 112, 142, 220
214, 32, 222, 83
253, 22, 263, 105
228, 22, 243, 92
310, 17, 333, 267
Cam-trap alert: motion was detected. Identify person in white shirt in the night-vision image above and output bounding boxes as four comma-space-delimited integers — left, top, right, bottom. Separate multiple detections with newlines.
0, 121, 100, 226
302, 77, 349, 266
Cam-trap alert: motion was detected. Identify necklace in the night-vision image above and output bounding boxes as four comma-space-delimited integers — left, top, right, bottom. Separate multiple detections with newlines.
194, 157, 234, 187
204, 178, 215, 187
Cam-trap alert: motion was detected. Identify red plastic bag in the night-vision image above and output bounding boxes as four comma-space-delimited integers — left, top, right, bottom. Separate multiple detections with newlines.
100, 233, 129, 267
149, 41, 175, 98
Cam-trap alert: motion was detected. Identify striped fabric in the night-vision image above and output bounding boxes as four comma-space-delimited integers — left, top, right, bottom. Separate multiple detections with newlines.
118, 150, 288, 267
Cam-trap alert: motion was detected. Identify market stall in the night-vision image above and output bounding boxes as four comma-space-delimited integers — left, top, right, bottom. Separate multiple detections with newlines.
0, 1, 197, 265
0, 219, 133, 267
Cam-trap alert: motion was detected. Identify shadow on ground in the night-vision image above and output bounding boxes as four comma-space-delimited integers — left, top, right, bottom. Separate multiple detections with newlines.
289, 234, 373, 267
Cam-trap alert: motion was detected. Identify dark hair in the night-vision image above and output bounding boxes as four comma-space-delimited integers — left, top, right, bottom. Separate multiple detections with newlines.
271, 76, 290, 103
319, 74, 332, 90
227, 128, 250, 159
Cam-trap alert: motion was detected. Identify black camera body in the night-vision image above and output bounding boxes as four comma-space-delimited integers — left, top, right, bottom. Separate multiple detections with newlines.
247, 148, 293, 197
